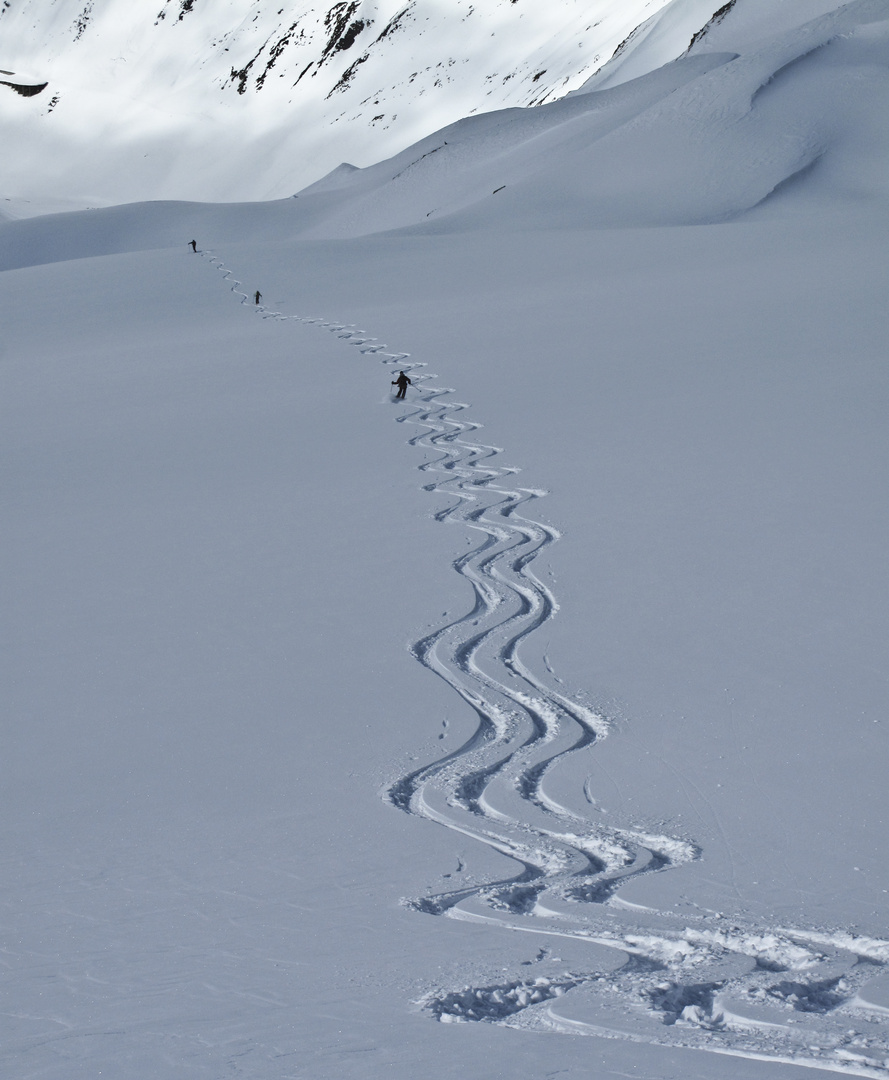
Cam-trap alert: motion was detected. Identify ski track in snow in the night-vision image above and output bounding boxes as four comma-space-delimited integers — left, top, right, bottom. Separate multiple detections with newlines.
201, 249, 889, 1078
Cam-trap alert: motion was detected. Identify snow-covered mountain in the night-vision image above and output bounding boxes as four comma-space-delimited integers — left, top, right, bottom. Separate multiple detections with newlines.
2, 0, 751, 206
4, 0, 886, 244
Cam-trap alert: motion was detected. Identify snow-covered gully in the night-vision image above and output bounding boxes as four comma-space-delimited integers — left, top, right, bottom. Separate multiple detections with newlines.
204, 250, 889, 1078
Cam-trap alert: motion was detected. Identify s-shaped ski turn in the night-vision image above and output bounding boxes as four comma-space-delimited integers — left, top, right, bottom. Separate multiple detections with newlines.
200, 249, 889, 1079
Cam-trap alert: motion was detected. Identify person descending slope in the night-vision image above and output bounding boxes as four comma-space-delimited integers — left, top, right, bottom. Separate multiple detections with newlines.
254, 290, 262, 305
189, 240, 197, 252
392, 371, 412, 399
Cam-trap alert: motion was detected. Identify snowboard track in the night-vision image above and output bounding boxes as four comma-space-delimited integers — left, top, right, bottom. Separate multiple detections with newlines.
203, 249, 889, 1078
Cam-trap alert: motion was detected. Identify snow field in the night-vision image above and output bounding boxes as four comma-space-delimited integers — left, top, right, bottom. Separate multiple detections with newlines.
3, 191, 888, 1080
199, 234, 889, 1075
207, 203, 889, 1074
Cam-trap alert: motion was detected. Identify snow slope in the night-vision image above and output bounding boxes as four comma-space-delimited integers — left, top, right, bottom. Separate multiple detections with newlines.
3, 1, 889, 1078
0, 0, 699, 206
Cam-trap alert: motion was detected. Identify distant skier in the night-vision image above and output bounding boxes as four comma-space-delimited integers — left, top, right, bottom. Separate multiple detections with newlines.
392, 371, 412, 399
254, 290, 262, 305
189, 239, 197, 252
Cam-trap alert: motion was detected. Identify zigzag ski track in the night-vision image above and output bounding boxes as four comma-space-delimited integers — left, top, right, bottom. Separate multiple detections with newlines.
201, 249, 889, 1078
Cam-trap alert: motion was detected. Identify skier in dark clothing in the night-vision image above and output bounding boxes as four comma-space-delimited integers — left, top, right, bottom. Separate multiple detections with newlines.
189, 239, 197, 252
254, 290, 262, 305
392, 371, 412, 399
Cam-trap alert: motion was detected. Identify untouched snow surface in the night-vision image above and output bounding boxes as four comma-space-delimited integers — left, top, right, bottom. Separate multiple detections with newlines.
3, 1, 889, 1078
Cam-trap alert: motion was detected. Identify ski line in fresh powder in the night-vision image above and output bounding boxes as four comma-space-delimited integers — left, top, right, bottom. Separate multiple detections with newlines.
199, 249, 889, 1078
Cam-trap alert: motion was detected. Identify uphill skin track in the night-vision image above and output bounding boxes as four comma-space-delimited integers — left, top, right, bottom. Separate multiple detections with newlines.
202, 248, 889, 1079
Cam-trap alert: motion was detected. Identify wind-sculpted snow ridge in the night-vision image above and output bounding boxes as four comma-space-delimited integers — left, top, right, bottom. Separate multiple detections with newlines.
202, 250, 889, 1078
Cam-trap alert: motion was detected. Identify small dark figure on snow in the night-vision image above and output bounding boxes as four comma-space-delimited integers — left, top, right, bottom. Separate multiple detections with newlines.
189, 239, 197, 252
392, 371, 412, 399
254, 290, 262, 305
